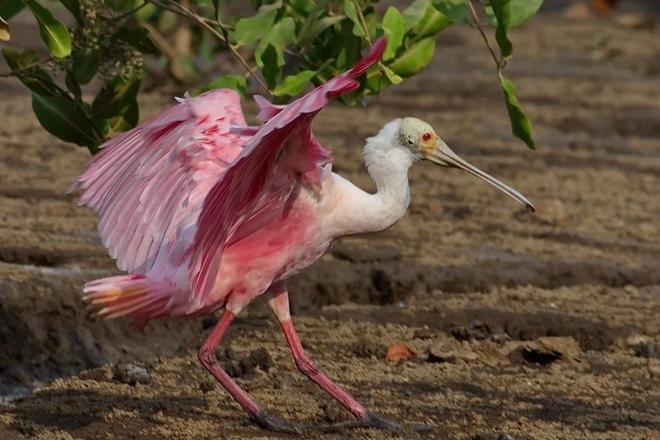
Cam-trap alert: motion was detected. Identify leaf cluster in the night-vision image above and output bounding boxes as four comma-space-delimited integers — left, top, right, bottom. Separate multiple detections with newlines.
1, 0, 544, 152
2, 0, 155, 151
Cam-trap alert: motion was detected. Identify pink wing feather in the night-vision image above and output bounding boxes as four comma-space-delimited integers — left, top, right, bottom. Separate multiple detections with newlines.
190, 37, 387, 299
71, 89, 251, 274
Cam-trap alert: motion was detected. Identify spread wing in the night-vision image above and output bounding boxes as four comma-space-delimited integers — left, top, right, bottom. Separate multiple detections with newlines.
190, 37, 387, 299
71, 89, 251, 274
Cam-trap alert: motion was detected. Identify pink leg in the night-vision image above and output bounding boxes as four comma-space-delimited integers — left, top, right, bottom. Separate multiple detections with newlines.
198, 310, 299, 433
268, 282, 405, 428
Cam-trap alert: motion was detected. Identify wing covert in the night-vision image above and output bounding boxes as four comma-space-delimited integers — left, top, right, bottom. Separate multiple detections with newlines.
71, 89, 251, 274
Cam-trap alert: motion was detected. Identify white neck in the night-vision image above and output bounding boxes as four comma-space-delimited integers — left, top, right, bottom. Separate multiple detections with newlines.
327, 119, 415, 236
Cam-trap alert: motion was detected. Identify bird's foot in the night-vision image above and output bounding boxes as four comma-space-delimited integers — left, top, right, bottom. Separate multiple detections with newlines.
250, 411, 302, 434
328, 411, 431, 433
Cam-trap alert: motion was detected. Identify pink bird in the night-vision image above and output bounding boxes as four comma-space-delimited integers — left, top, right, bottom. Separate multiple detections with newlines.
71, 38, 534, 433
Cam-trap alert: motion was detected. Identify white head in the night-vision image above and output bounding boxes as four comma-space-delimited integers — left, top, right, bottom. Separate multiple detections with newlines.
365, 117, 534, 211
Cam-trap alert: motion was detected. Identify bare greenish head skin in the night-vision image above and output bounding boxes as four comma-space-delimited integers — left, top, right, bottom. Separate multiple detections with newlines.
398, 117, 438, 157
396, 117, 536, 212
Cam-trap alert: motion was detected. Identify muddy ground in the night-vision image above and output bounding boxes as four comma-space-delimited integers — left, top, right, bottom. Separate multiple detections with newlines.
1, 11, 659, 440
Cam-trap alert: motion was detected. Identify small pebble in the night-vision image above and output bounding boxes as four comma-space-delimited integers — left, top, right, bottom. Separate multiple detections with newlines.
635, 342, 658, 359
112, 362, 151, 386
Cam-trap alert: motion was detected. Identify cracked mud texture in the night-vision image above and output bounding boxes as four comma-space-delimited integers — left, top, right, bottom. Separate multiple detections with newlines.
1, 11, 660, 440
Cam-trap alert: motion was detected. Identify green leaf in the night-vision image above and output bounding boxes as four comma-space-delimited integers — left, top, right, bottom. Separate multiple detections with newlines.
72, 50, 100, 84
254, 17, 295, 68
65, 70, 82, 100
499, 74, 534, 149
382, 7, 404, 61
365, 63, 402, 94
136, 2, 156, 20
261, 44, 280, 89
199, 74, 247, 96
60, 0, 82, 23
96, 99, 138, 138
32, 94, 99, 146
404, 0, 452, 37
115, 26, 160, 56
490, 0, 513, 59
234, 1, 281, 45
485, 0, 543, 27
336, 19, 362, 70
298, 15, 344, 46
381, 64, 402, 84
403, 0, 428, 30
432, 0, 469, 23
0, 0, 24, 20
288, 0, 315, 14
273, 70, 316, 97
1, 47, 60, 96
365, 68, 385, 93
408, 2, 452, 39
389, 37, 435, 77
22, 0, 72, 58
363, 8, 378, 38
343, 0, 364, 37
92, 76, 142, 119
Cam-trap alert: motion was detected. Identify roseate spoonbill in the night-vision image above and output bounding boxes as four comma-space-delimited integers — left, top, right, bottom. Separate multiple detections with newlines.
71, 37, 534, 432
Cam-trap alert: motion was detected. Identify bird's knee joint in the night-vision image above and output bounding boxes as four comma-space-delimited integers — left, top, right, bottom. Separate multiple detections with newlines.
198, 345, 216, 366
295, 356, 319, 376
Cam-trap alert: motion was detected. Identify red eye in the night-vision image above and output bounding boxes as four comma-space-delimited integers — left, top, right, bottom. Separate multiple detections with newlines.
422, 132, 432, 142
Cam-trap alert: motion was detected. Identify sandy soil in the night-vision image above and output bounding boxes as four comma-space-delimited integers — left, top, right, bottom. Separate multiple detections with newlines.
1, 12, 659, 440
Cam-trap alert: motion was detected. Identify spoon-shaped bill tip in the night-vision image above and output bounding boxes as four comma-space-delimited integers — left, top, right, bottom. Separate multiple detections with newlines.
427, 141, 535, 213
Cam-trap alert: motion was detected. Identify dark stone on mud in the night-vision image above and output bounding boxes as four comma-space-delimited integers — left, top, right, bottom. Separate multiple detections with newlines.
111, 362, 151, 386
519, 346, 562, 365
634, 341, 659, 359
509, 337, 582, 366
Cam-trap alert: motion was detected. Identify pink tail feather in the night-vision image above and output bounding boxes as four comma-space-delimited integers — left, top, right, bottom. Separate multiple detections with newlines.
83, 274, 173, 322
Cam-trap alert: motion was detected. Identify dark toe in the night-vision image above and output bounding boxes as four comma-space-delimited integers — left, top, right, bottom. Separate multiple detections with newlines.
364, 412, 402, 430
251, 411, 302, 434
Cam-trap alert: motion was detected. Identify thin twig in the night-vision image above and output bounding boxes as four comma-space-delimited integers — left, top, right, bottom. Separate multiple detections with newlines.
0, 56, 53, 78
353, 0, 372, 44
112, 1, 149, 22
147, 0, 270, 95
467, 0, 501, 70
142, 21, 178, 61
